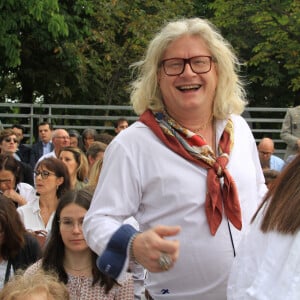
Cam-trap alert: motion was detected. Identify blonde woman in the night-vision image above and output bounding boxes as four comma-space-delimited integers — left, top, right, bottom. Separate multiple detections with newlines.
0, 270, 69, 300
59, 146, 89, 190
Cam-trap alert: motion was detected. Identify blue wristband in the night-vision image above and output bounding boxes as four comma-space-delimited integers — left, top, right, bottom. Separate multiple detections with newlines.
96, 224, 138, 279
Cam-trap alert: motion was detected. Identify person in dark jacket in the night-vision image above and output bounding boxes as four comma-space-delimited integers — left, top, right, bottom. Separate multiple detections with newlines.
11, 124, 31, 164
0, 195, 41, 289
29, 122, 54, 169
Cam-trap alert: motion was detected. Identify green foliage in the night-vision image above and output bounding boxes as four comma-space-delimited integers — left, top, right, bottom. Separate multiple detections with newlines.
210, 0, 300, 107
0, 0, 195, 106
2, 0, 300, 109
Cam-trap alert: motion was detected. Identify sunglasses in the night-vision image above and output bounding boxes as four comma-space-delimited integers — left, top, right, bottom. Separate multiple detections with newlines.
4, 138, 18, 143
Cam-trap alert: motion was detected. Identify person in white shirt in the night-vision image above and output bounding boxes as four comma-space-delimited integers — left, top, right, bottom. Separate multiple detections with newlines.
83, 18, 267, 300
227, 153, 300, 300
0, 154, 35, 207
36, 129, 70, 167
18, 157, 70, 233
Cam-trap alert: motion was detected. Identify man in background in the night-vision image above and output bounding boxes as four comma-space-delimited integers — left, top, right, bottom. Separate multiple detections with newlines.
11, 124, 31, 164
281, 100, 300, 160
114, 118, 128, 134
258, 137, 284, 172
29, 121, 53, 168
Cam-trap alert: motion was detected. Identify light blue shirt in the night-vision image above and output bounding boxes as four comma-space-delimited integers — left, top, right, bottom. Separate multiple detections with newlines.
42, 142, 52, 155
270, 155, 285, 172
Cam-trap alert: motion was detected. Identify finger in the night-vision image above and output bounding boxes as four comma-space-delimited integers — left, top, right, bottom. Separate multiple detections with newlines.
158, 239, 180, 255
153, 225, 181, 238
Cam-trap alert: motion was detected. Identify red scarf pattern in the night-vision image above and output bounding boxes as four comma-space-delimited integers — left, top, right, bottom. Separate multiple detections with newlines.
139, 109, 242, 235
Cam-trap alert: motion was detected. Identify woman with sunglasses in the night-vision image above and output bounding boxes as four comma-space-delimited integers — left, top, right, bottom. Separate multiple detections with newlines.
0, 154, 36, 207
0, 129, 33, 186
17, 157, 71, 234
25, 188, 134, 299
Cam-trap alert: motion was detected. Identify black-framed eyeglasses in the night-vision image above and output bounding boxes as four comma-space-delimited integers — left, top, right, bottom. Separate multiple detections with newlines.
34, 170, 56, 179
160, 55, 214, 76
4, 138, 18, 143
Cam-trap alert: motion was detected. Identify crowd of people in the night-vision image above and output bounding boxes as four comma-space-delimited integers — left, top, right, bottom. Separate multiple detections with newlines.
0, 16, 299, 300
0, 118, 131, 299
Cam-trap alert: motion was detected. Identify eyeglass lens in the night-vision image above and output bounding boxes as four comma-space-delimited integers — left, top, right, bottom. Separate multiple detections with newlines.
34, 170, 52, 179
59, 218, 84, 231
162, 56, 212, 76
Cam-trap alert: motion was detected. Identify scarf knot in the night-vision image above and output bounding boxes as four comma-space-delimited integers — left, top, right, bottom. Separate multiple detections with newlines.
213, 154, 229, 178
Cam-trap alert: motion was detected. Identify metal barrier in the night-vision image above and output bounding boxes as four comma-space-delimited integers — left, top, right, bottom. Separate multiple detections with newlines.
0, 103, 288, 157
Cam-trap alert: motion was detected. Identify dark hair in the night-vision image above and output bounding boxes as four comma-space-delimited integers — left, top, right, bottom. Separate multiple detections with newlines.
95, 133, 114, 145
86, 141, 107, 159
252, 154, 300, 234
68, 129, 80, 139
0, 195, 26, 259
38, 122, 53, 131
82, 128, 97, 140
42, 187, 115, 293
36, 158, 71, 198
114, 118, 128, 129
0, 154, 22, 185
11, 124, 25, 134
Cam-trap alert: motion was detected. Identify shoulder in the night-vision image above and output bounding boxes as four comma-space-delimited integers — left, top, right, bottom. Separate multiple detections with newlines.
17, 197, 39, 214
31, 142, 42, 150
288, 106, 300, 116
216, 114, 252, 138
113, 272, 134, 296
24, 259, 42, 276
230, 114, 249, 125
105, 121, 158, 156
271, 155, 284, 162
18, 182, 35, 192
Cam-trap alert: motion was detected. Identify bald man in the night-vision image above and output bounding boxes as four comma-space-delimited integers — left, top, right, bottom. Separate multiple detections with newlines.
35, 128, 70, 167
257, 137, 284, 171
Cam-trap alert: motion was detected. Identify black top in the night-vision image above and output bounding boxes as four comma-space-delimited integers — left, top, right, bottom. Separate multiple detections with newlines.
4, 233, 42, 283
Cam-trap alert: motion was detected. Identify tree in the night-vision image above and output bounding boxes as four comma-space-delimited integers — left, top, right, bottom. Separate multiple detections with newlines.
0, 0, 69, 102
209, 0, 300, 107
0, 0, 195, 106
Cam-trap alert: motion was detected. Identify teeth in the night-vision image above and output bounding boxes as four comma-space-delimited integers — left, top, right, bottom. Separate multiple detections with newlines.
178, 84, 200, 90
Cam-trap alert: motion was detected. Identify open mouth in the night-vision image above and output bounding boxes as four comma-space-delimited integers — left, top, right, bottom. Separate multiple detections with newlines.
177, 84, 201, 92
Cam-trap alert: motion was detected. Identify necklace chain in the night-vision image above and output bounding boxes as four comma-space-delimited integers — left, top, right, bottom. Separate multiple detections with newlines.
187, 112, 214, 133
65, 264, 91, 272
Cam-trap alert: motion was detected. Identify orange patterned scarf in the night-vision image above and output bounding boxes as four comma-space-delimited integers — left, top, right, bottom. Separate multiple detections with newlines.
140, 109, 242, 235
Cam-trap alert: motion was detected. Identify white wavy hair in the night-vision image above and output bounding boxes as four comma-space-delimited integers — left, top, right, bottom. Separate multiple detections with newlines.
130, 18, 247, 119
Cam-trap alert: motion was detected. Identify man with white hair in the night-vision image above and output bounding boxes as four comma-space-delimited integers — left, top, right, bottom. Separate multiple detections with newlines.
36, 129, 70, 166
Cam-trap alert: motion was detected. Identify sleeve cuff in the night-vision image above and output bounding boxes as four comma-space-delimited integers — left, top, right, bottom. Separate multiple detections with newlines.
96, 224, 138, 279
